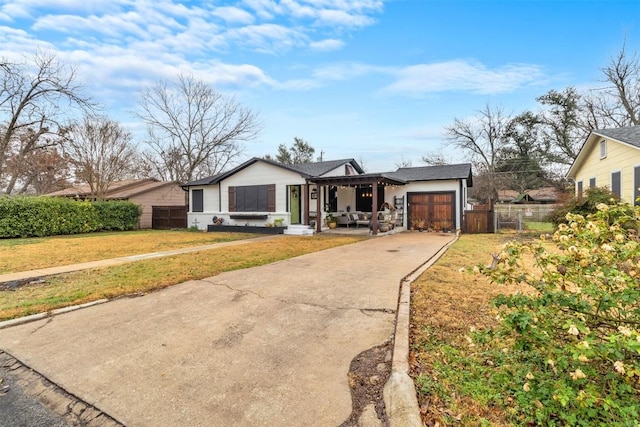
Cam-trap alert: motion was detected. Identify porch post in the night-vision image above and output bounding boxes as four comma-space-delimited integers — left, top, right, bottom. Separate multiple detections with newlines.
316, 183, 322, 233
303, 182, 310, 225
371, 181, 378, 236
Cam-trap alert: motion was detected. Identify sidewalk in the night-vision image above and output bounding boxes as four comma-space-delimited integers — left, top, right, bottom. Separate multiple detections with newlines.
0, 232, 455, 426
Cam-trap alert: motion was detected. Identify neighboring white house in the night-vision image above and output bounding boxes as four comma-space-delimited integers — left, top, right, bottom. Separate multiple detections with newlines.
182, 157, 473, 234
567, 125, 640, 205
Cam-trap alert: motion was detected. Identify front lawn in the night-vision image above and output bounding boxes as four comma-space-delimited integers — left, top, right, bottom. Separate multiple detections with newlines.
410, 234, 527, 426
0, 230, 259, 273
0, 234, 367, 321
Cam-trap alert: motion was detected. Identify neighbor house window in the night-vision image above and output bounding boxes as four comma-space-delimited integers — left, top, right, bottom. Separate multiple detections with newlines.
229, 184, 275, 212
577, 181, 583, 199
589, 177, 596, 188
192, 189, 204, 212
612, 171, 621, 197
600, 140, 607, 158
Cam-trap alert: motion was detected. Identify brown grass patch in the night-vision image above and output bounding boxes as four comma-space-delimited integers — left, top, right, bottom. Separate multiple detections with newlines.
410, 234, 526, 426
0, 234, 366, 321
0, 230, 258, 273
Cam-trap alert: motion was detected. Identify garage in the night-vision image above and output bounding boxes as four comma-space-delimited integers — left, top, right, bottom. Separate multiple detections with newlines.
407, 192, 455, 231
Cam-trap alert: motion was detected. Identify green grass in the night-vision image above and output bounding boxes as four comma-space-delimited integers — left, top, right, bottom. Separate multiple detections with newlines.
524, 221, 555, 233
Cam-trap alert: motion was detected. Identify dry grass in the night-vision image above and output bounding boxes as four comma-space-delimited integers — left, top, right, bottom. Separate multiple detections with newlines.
0, 234, 366, 321
0, 230, 258, 273
410, 234, 526, 426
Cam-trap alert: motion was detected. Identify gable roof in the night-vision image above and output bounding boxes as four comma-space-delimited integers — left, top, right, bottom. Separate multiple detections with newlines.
182, 157, 365, 187
389, 163, 473, 186
595, 126, 640, 147
288, 158, 365, 176
567, 125, 640, 179
45, 178, 180, 199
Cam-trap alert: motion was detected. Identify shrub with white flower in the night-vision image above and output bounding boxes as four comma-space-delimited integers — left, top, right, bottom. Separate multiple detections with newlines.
476, 200, 640, 426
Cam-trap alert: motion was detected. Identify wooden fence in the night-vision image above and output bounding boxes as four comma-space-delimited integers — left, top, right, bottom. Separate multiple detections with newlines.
463, 209, 494, 233
152, 205, 187, 229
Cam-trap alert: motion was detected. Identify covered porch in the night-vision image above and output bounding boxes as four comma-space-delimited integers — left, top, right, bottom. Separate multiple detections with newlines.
304, 173, 406, 236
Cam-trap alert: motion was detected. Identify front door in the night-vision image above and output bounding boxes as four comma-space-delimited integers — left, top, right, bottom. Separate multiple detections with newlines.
290, 185, 301, 224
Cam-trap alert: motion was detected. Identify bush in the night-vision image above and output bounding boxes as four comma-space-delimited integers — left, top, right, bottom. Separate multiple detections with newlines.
92, 200, 142, 231
0, 196, 142, 238
547, 187, 619, 226
479, 200, 640, 426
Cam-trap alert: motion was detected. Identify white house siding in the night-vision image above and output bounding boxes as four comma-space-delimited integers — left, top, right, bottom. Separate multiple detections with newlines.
187, 162, 308, 229
187, 185, 219, 229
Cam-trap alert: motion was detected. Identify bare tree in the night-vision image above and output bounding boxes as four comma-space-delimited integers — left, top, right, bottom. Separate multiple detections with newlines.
65, 115, 138, 200
136, 74, 261, 183
421, 150, 449, 166
5, 147, 72, 194
393, 156, 412, 169
583, 41, 640, 128
0, 51, 93, 194
444, 104, 510, 203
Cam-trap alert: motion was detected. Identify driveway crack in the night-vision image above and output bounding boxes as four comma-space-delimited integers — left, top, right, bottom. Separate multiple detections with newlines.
201, 279, 396, 314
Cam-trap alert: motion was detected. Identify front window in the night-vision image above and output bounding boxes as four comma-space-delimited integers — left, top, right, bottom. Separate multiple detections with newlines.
229, 185, 275, 212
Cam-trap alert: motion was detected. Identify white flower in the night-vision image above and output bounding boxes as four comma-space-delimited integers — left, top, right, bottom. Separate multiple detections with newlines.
568, 325, 580, 336
614, 361, 626, 374
523, 382, 530, 392
525, 372, 535, 380
571, 369, 587, 380
618, 325, 632, 337
596, 203, 609, 211
615, 234, 625, 243
601, 243, 614, 252
578, 354, 589, 362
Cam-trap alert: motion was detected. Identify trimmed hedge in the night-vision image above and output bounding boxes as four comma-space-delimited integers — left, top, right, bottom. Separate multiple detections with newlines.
0, 196, 142, 238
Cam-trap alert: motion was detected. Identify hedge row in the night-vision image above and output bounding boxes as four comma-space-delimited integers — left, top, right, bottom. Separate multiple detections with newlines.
0, 196, 142, 238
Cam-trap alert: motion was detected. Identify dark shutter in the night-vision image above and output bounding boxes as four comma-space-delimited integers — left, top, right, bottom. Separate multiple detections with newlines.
229, 186, 236, 212
267, 184, 276, 212
635, 166, 640, 205
577, 181, 583, 199
612, 171, 621, 197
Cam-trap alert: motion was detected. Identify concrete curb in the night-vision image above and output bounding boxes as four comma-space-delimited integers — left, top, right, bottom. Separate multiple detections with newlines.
0, 299, 109, 330
384, 233, 460, 427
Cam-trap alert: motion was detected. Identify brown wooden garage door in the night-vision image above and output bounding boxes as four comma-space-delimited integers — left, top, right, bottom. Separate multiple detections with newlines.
408, 192, 455, 231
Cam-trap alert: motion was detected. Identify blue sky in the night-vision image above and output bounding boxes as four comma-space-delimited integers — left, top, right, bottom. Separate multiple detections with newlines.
1, 0, 639, 173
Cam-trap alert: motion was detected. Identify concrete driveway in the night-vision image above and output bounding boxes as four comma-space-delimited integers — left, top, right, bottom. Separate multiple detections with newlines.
0, 232, 454, 426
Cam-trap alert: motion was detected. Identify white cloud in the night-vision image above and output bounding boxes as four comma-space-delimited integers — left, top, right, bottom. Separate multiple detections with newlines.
383, 60, 546, 96
211, 6, 255, 25
309, 38, 344, 52
226, 24, 308, 54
